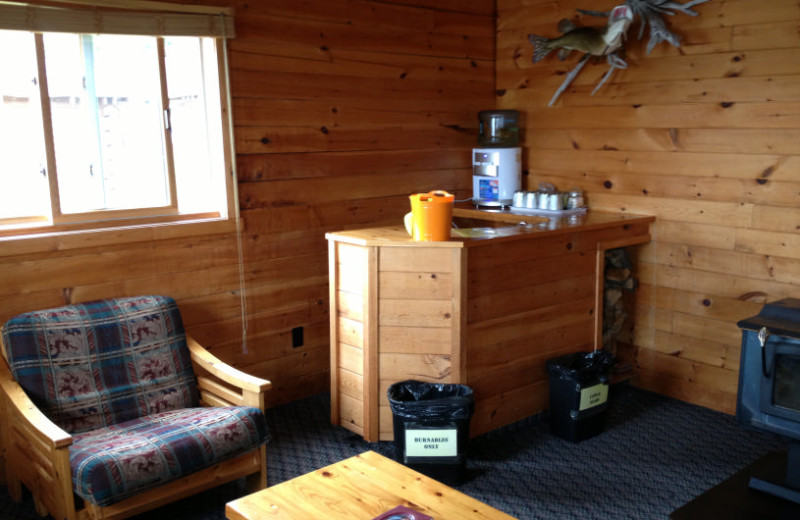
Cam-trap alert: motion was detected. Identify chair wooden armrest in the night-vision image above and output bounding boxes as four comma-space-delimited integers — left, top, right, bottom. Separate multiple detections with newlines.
0, 357, 72, 449
0, 357, 76, 519
186, 335, 272, 410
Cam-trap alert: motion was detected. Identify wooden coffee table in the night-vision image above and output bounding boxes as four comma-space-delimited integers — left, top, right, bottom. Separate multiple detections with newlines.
226, 450, 517, 519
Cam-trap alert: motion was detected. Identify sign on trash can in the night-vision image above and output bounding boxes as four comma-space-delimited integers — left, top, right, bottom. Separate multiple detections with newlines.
404, 426, 458, 458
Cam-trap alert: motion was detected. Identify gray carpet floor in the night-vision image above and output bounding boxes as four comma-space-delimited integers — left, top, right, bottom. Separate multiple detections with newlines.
0, 384, 789, 519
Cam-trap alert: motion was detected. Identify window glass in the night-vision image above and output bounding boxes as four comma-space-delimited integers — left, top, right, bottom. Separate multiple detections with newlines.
0, 19, 232, 235
165, 36, 224, 215
44, 33, 169, 214
0, 30, 49, 221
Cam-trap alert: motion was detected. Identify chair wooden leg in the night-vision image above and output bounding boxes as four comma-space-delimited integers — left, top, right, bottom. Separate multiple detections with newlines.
33, 495, 49, 517
6, 471, 22, 502
245, 446, 268, 492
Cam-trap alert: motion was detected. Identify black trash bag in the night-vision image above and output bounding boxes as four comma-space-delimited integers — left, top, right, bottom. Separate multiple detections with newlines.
388, 380, 474, 421
546, 350, 615, 385
388, 380, 475, 485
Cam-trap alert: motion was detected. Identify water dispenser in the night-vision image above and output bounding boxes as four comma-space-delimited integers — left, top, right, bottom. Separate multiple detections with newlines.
472, 110, 522, 207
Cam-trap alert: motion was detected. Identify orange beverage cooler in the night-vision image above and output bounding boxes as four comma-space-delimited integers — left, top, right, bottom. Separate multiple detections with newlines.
405, 190, 454, 241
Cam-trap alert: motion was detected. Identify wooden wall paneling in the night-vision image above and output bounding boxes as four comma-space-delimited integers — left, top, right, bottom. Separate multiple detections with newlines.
753, 205, 800, 233
520, 128, 800, 155
0, 9, 497, 484
636, 348, 741, 414
0, 232, 242, 321
524, 103, 800, 131
18, 0, 797, 422
638, 261, 799, 302
589, 194, 754, 228
236, 149, 471, 184
234, 124, 482, 156
0, 238, 231, 297
528, 149, 799, 180
530, 170, 798, 208
373, 0, 494, 16
518, 46, 800, 84
191, 288, 330, 358
647, 242, 800, 286
234, 15, 493, 60
206, 320, 331, 373
223, 0, 495, 405
498, 0, 800, 414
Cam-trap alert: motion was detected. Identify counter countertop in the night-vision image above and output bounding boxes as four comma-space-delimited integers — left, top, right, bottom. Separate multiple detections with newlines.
325, 208, 655, 248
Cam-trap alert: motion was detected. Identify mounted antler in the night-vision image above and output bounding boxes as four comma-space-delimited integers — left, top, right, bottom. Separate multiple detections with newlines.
581, 0, 711, 54
533, 0, 711, 106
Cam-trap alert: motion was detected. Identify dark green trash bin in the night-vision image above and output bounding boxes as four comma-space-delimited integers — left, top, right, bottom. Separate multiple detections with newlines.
388, 380, 474, 485
546, 351, 614, 442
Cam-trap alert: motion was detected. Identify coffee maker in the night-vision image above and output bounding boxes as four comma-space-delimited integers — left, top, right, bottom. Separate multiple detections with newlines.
472, 110, 521, 207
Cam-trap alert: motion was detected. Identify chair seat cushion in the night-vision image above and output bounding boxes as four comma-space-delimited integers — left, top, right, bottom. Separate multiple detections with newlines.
70, 406, 269, 507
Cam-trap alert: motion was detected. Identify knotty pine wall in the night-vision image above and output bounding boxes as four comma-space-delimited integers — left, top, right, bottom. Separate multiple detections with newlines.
3, 0, 795, 416
497, 0, 800, 413
224, 0, 494, 405
0, 0, 495, 408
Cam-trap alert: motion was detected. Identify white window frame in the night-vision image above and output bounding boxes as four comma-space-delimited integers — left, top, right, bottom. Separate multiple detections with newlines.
0, 0, 238, 239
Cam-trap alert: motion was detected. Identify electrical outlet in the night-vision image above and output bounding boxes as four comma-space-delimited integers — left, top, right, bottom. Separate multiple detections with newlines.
291, 326, 304, 348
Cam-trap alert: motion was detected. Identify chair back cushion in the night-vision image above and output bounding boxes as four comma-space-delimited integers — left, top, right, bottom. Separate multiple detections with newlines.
1, 295, 199, 433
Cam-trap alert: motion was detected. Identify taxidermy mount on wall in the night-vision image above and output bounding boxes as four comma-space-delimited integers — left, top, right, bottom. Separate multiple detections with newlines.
528, 0, 711, 106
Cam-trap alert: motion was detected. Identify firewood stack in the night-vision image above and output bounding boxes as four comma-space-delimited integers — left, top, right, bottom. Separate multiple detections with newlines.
602, 248, 637, 356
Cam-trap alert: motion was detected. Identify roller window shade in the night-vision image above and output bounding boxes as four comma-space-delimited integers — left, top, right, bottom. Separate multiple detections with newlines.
0, 1, 235, 37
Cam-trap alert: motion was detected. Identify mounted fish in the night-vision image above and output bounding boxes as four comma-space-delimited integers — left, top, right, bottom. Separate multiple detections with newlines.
528, 0, 711, 106
529, 5, 633, 63
529, 5, 633, 106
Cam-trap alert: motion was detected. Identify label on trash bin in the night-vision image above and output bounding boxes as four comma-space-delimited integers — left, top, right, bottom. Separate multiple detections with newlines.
405, 428, 458, 458
579, 383, 608, 411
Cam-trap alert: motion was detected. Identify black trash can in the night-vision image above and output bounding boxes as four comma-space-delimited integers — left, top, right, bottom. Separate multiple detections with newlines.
388, 380, 474, 485
546, 350, 614, 442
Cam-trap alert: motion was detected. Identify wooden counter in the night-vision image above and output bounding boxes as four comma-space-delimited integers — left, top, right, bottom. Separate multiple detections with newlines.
326, 209, 654, 441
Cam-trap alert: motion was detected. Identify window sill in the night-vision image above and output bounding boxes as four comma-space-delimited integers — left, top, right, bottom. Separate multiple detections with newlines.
0, 215, 240, 258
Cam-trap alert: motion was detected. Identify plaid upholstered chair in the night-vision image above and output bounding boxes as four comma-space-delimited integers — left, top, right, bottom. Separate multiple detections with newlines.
0, 295, 271, 520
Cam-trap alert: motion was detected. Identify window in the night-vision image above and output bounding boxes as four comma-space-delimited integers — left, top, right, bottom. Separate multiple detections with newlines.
0, 1, 236, 235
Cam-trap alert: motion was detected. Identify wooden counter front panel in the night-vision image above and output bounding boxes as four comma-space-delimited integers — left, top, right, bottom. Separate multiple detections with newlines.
329, 240, 464, 442
465, 222, 650, 436
376, 246, 463, 440
330, 242, 369, 437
